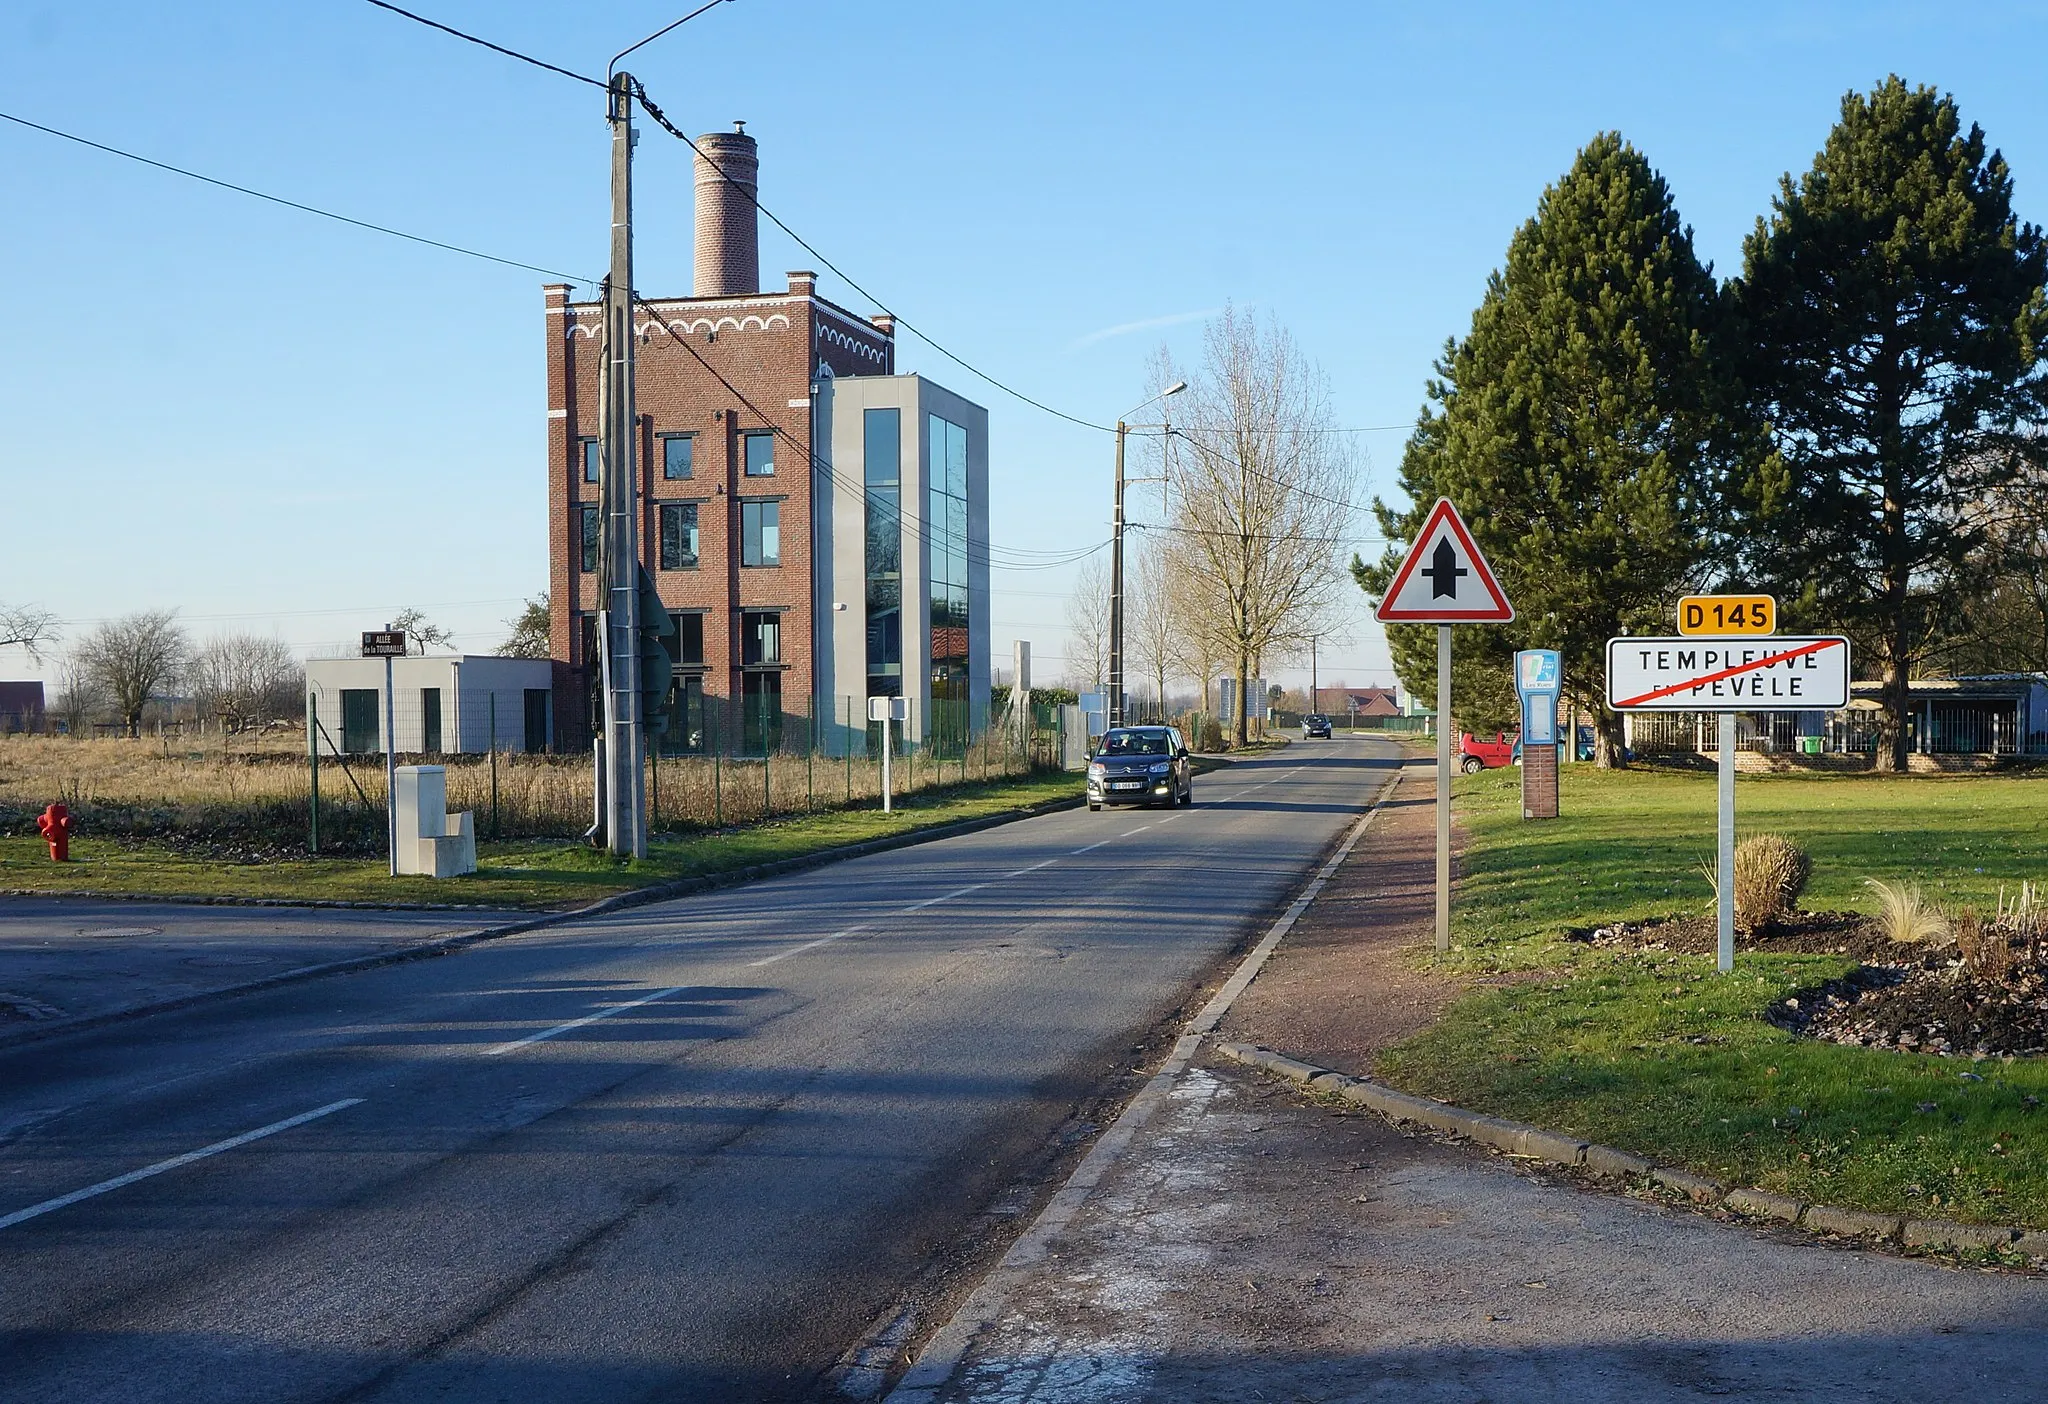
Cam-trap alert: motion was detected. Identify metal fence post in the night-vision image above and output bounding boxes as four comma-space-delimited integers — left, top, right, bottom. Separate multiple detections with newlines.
306, 687, 319, 855
488, 692, 500, 840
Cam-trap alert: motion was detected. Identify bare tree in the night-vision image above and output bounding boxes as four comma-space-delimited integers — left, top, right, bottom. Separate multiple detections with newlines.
1, 602, 58, 661
191, 633, 303, 733
497, 591, 552, 659
388, 608, 455, 655
1156, 309, 1360, 745
48, 652, 101, 735
1126, 545, 1179, 722
75, 610, 189, 738
1063, 555, 1111, 693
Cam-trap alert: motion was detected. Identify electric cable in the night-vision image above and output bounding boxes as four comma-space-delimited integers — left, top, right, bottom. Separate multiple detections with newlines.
360, 0, 608, 87
0, 108, 594, 283
629, 296, 1108, 572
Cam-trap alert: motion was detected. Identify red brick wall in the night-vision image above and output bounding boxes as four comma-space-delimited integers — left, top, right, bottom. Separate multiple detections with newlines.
542, 276, 892, 748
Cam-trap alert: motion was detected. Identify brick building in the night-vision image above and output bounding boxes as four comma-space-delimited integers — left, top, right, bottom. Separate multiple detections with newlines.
544, 127, 989, 753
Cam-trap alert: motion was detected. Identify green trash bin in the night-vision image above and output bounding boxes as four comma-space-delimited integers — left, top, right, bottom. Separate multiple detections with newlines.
1800, 735, 1824, 755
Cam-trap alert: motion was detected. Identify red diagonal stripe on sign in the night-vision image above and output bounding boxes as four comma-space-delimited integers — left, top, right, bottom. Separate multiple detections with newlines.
1616, 638, 1840, 708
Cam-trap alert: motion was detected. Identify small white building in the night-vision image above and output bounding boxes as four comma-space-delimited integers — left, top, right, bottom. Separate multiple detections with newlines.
305, 655, 554, 755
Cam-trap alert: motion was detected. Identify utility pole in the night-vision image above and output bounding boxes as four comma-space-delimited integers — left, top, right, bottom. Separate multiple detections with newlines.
599, 70, 646, 858
1108, 420, 1127, 728
1309, 635, 1318, 716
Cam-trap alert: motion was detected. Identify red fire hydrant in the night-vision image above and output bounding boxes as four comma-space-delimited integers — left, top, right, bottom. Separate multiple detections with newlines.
36, 803, 72, 863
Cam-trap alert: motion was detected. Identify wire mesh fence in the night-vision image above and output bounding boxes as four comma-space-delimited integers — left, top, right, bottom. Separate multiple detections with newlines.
2, 694, 1072, 856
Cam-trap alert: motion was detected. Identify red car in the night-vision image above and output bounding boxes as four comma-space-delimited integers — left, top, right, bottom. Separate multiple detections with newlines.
1459, 730, 1519, 773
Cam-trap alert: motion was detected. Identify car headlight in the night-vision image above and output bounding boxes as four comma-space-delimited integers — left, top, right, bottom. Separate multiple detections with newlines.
1088, 762, 1105, 778
1148, 761, 1170, 775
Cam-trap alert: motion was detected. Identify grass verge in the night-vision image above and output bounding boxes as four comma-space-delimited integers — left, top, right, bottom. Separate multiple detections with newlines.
0, 770, 1082, 910
1378, 765, 2048, 1229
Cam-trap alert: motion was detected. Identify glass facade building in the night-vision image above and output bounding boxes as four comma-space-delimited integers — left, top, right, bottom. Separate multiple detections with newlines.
864, 407, 903, 697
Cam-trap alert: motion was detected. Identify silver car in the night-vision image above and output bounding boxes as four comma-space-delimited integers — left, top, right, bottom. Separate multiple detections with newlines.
1086, 726, 1194, 810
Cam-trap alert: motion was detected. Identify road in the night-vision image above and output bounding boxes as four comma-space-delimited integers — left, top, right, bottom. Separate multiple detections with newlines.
0, 738, 1396, 1403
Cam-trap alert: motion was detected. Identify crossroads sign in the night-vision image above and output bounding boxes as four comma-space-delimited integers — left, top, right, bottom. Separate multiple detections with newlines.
1606, 635, 1851, 711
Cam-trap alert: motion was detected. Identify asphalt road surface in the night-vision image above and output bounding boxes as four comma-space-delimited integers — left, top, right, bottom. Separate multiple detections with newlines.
0, 738, 1396, 1403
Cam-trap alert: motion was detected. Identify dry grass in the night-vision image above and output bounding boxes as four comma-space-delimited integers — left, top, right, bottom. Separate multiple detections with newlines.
0, 728, 1045, 850
1733, 832, 1811, 931
1863, 876, 1950, 945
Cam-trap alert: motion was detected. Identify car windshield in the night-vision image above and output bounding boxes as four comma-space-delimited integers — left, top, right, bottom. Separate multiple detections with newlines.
1099, 729, 1169, 757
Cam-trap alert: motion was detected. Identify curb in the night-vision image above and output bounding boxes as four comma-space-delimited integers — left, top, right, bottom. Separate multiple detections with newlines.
878, 754, 1407, 1404
0, 791, 1089, 1053
1212, 1040, 2048, 1261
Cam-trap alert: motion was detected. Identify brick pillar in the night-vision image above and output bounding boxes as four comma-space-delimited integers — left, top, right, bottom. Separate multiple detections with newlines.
1523, 742, 1559, 819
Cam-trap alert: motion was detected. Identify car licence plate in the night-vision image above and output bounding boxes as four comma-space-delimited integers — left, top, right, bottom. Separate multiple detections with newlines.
1110, 780, 1143, 790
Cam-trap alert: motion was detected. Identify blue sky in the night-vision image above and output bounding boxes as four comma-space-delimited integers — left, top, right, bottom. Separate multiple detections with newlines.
4, 1, 2046, 694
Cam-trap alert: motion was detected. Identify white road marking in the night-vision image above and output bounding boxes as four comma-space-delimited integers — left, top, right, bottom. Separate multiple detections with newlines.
483, 986, 691, 1055
905, 883, 986, 911
748, 925, 871, 968
0, 1098, 365, 1232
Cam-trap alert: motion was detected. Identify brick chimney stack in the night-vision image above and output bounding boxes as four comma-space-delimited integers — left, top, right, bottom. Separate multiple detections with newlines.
693, 122, 760, 297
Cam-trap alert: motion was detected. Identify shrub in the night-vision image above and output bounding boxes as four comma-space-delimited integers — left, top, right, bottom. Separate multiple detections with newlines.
1731, 833, 1810, 931
1864, 877, 1949, 945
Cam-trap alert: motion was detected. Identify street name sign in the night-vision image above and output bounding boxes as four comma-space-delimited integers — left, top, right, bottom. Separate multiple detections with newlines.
1677, 594, 1776, 636
1607, 636, 1850, 711
360, 630, 408, 658
1374, 498, 1514, 623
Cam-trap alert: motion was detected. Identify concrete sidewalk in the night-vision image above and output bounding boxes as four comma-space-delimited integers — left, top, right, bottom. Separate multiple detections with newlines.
0, 895, 512, 1035
922, 1050, 2048, 1403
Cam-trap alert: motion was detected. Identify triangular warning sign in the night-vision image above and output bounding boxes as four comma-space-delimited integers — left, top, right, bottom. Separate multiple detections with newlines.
1375, 498, 1514, 623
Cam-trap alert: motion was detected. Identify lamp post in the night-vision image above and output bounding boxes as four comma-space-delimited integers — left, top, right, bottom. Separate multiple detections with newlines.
1109, 381, 1185, 727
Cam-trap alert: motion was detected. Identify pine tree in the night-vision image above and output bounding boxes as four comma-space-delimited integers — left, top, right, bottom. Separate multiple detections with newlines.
1356, 133, 1734, 765
1731, 77, 2048, 772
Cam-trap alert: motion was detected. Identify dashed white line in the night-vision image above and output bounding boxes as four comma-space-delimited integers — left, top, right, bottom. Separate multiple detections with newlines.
483, 985, 691, 1055
0, 1098, 365, 1232
757, 925, 876, 966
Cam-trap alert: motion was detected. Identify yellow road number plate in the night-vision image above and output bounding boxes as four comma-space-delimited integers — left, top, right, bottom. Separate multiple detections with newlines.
1677, 594, 1776, 636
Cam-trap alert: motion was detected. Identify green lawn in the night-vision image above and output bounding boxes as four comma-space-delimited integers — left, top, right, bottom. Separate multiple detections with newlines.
0, 770, 1082, 910
1378, 764, 2048, 1231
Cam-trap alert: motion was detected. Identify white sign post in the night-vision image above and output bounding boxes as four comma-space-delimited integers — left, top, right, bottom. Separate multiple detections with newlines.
869, 695, 909, 813
1606, 630, 1851, 973
1376, 499, 1514, 952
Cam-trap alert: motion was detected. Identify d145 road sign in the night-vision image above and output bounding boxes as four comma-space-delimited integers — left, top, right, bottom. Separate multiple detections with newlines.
1677, 594, 1775, 636
1607, 636, 1850, 711
1374, 498, 1514, 624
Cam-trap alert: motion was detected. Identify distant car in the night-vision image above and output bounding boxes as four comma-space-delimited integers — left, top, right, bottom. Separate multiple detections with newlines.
1302, 714, 1332, 739
1459, 730, 1519, 773
1087, 725, 1194, 810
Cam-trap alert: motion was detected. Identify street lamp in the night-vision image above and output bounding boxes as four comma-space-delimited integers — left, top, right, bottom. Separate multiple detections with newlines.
1109, 381, 1185, 727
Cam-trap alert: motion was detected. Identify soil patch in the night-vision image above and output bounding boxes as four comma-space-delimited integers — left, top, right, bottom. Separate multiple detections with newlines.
1784, 954, 2048, 1058
1569, 909, 1909, 961
1222, 763, 1482, 1073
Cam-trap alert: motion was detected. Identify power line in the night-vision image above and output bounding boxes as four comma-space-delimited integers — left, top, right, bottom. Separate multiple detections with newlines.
0, 108, 594, 283
359, 0, 607, 87
628, 85, 1117, 435
632, 296, 1108, 572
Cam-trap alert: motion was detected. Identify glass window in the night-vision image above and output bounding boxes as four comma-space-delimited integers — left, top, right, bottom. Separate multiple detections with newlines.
581, 438, 600, 484
579, 505, 600, 572
744, 431, 775, 477
658, 502, 698, 571
741, 611, 781, 665
661, 434, 693, 480
926, 412, 971, 703
743, 670, 783, 753
864, 408, 900, 489
675, 611, 705, 666
741, 500, 780, 566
